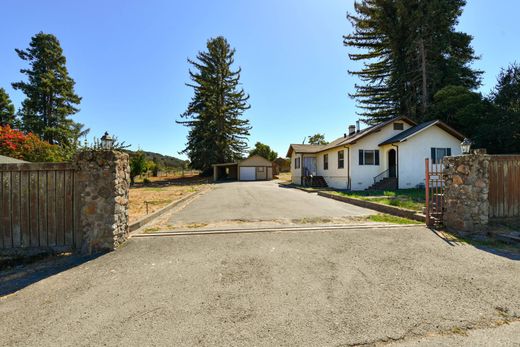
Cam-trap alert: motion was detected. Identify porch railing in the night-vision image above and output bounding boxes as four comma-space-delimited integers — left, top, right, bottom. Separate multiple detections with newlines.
373, 168, 390, 184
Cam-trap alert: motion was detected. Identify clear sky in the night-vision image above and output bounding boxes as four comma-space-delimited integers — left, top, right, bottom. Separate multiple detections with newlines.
1, 0, 519, 159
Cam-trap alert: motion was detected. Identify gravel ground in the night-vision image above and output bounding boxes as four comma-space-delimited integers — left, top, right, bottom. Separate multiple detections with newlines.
1, 225, 519, 346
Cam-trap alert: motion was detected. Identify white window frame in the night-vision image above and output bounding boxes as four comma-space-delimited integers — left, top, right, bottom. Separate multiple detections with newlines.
338, 150, 344, 169
359, 149, 380, 166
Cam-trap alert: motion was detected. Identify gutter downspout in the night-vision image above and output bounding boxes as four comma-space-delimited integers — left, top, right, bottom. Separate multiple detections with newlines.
391, 144, 399, 189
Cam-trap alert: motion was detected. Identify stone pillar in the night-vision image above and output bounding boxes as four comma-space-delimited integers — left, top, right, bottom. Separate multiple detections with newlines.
74, 150, 130, 253
442, 150, 490, 233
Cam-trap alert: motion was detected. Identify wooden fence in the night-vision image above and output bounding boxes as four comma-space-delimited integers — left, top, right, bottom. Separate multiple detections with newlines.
488, 155, 520, 219
0, 163, 80, 253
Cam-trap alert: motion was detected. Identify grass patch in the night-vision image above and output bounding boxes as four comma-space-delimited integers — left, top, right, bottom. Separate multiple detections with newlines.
368, 214, 422, 225
332, 188, 425, 211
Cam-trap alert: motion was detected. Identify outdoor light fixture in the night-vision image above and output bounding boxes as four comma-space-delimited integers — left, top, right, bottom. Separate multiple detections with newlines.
460, 138, 472, 154
101, 131, 114, 150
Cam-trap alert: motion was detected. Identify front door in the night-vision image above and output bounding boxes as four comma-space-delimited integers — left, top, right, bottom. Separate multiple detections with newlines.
388, 149, 397, 178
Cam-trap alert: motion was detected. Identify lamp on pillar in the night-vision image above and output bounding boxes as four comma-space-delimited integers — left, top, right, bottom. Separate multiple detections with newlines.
101, 131, 114, 150
460, 138, 472, 154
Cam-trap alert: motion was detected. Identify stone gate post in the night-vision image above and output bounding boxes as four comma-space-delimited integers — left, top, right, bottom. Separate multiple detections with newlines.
442, 150, 490, 232
74, 150, 130, 253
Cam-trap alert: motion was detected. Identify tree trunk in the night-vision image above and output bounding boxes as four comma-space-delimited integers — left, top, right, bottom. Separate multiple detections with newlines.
419, 39, 428, 119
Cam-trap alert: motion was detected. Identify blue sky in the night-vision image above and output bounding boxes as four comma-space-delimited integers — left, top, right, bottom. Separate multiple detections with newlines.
1, 1, 519, 159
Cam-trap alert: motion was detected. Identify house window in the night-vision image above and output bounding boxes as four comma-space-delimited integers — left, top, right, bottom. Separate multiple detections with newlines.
257, 167, 264, 172
359, 150, 380, 165
295, 157, 301, 169
431, 148, 452, 164
323, 154, 329, 170
338, 150, 344, 169
393, 123, 404, 130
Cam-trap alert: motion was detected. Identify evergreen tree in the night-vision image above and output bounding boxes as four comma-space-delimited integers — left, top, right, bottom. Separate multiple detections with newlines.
344, 0, 481, 124
488, 63, 520, 153
12, 32, 87, 151
177, 37, 251, 173
0, 88, 16, 127
249, 142, 278, 161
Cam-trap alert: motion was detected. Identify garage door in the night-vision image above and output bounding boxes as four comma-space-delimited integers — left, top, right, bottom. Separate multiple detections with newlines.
239, 167, 256, 181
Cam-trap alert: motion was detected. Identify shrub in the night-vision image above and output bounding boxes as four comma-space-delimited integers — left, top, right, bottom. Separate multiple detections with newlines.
0, 125, 65, 162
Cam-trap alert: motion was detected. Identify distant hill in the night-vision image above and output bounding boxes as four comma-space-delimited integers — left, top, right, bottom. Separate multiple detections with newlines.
125, 150, 188, 168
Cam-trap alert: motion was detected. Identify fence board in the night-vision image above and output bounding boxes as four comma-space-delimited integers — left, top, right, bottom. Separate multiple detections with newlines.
55, 171, 65, 246
489, 156, 520, 219
29, 171, 39, 247
2, 172, 12, 248
64, 170, 74, 246
20, 171, 30, 247
38, 171, 48, 246
47, 171, 57, 247
11, 171, 21, 247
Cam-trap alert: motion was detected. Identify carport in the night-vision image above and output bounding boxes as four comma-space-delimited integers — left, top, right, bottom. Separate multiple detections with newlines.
212, 163, 238, 181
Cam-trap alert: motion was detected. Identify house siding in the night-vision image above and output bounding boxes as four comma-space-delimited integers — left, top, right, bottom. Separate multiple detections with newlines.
349, 122, 413, 190
315, 148, 349, 189
396, 125, 461, 189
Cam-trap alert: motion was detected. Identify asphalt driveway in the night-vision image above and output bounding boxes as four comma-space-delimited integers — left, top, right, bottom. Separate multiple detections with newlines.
164, 181, 374, 229
1, 226, 519, 346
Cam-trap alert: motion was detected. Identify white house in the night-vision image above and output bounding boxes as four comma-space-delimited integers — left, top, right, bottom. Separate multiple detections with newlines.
286, 116, 464, 190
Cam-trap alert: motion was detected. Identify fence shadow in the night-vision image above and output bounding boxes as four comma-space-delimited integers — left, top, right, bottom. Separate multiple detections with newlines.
428, 227, 520, 261
0, 253, 104, 297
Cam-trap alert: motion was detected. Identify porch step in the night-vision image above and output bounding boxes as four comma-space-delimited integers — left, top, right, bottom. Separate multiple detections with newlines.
366, 177, 397, 191
303, 176, 328, 188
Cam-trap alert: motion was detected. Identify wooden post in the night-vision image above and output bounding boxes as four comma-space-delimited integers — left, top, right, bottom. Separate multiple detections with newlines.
425, 158, 430, 226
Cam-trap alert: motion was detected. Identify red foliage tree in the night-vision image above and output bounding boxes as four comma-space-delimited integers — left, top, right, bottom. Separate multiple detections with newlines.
0, 125, 64, 162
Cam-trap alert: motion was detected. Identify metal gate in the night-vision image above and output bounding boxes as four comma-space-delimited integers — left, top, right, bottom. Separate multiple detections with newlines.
425, 158, 444, 227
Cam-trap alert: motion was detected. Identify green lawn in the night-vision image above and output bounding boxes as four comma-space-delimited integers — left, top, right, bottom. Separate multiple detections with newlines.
368, 214, 423, 224
332, 188, 426, 211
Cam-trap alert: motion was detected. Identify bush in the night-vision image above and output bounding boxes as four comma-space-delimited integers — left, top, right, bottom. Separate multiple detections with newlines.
0, 125, 65, 162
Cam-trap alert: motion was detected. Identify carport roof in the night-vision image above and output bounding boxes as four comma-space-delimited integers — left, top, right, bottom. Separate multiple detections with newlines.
212, 162, 238, 167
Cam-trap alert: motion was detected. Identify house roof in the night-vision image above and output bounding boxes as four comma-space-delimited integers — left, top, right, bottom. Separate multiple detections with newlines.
378, 120, 465, 146
239, 154, 273, 166
286, 116, 417, 157
0, 155, 28, 163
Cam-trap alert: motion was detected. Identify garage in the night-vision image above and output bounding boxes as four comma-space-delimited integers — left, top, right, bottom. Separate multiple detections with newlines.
239, 167, 256, 180
212, 155, 274, 182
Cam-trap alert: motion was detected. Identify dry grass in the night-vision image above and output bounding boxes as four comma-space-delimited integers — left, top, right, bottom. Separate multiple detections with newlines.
276, 172, 292, 182
129, 175, 211, 223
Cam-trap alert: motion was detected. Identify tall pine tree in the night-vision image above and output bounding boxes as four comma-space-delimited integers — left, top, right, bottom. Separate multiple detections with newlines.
177, 37, 251, 173
344, 0, 481, 124
0, 88, 16, 127
12, 32, 87, 151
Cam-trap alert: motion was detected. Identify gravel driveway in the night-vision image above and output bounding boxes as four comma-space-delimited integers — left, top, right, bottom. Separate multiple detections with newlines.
163, 181, 374, 229
1, 226, 519, 346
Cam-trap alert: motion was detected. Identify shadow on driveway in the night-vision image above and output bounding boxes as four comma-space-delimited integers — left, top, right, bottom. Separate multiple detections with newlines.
0, 253, 104, 297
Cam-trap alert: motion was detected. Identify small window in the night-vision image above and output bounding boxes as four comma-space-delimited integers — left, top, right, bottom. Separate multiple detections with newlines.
359, 150, 380, 166
338, 150, 344, 169
257, 167, 264, 172
323, 154, 329, 170
431, 148, 452, 164
295, 157, 301, 169
393, 123, 404, 130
